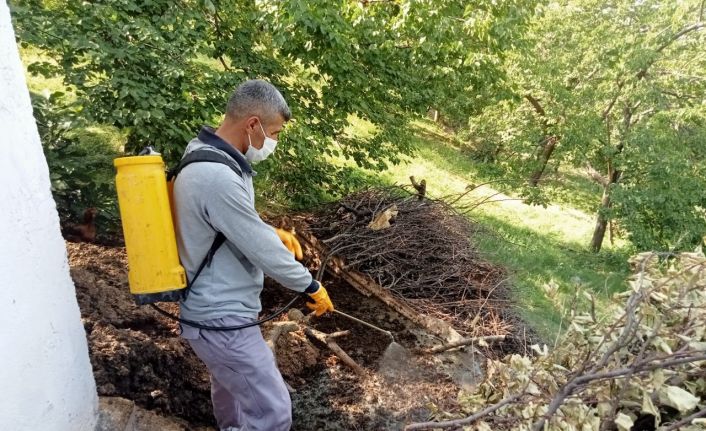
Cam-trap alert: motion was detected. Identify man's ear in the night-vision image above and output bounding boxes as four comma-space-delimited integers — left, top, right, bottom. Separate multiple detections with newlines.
245, 116, 259, 133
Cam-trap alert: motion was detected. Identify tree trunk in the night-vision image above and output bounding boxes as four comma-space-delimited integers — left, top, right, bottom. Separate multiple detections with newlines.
426, 108, 439, 122
590, 188, 611, 252
590, 169, 621, 252
529, 136, 559, 187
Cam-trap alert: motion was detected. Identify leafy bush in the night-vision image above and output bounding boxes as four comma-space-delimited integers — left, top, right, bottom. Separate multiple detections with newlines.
613, 113, 706, 252
31, 91, 121, 234
408, 250, 706, 430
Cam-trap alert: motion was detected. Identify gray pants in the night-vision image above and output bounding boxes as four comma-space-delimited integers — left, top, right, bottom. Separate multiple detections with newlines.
181, 316, 292, 431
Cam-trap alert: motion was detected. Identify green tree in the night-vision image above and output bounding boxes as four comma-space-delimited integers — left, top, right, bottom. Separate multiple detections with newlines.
467, 0, 706, 251
12, 0, 229, 162
12, 0, 536, 206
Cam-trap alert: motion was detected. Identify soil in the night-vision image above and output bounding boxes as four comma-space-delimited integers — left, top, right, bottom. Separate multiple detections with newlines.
68, 241, 520, 430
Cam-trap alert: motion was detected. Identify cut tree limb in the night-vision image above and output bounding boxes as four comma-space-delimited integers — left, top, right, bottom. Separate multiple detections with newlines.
264, 321, 299, 353
405, 392, 525, 430
409, 176, 427, 200
421, 335, 507, 354
304, 327, 365, 376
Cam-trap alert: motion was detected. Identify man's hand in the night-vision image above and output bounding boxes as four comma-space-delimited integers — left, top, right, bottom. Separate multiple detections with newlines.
306, 282, 334, 316
275, 228, 303, 260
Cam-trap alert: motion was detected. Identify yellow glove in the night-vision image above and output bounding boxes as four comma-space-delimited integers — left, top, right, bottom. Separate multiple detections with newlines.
275, 228, 303, 260
306, 283, 334, 316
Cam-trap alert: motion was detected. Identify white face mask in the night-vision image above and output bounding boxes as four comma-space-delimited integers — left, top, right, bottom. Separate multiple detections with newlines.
245, 120, 278, 163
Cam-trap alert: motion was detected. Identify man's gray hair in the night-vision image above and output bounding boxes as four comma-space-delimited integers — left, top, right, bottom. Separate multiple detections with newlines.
226, 79, 291, 122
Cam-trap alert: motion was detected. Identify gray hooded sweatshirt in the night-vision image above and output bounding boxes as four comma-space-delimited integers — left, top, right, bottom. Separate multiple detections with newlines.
173, 127, 316, 322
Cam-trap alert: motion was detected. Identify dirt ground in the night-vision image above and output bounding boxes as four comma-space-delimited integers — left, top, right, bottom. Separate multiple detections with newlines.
68, 241, 520, 430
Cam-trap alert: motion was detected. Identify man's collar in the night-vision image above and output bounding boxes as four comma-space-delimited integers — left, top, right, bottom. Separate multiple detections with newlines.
198, 126, 254, 176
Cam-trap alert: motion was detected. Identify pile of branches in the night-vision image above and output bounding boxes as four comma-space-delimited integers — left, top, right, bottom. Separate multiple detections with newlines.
406, 251, 706, 430
307, 185, 508, 337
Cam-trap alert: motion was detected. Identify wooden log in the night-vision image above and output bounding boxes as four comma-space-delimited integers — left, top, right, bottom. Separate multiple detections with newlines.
304, 327, 365, 376
264, 321, 299, 353
325, 330, 351, 339
421, 335, 506, 354
287, 308, 314, 325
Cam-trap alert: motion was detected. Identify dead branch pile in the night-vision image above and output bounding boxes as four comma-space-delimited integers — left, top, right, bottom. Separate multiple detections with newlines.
405, 251, 706, 430
306, 185, 509, 337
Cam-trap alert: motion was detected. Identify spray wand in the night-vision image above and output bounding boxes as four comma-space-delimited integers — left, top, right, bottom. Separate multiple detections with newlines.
332, 309, 394, 343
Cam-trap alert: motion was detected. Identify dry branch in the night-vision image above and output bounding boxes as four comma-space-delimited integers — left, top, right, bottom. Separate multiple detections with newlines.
531, 353, 706, 431
297, 228, 464, 343
404, 392, 525, 430
421, 335, 507, 354
264, 321, 299, 354
304, 327, 365, 376
663, 406, 706, 431
402, 252, 706, 430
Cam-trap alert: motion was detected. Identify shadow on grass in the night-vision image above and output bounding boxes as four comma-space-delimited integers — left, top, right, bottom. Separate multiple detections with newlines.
411, 122, 605, 216
470, 211, 630, 340
413, 123, 459, 147
408, 132, 521, 191
538, 169, 603, 215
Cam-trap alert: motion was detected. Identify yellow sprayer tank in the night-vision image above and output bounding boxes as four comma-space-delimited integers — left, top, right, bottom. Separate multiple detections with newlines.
114, 155, 186, 304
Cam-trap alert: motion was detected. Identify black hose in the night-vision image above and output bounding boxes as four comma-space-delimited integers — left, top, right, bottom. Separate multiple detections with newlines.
149, 294, 303, 331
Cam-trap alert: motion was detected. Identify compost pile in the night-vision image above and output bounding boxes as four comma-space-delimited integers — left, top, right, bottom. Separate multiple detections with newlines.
305, 185, 512, 339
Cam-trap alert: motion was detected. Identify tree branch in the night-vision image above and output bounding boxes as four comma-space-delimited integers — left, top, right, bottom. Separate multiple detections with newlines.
602, 80, 624, 119
421, 335, 506, 354
404, 392, 525, 430
655, 22, 705, 54
524, 94, 546, 118
210, 5, 232, 72
664, 406, 706, 431
531, 353, 706, 431
304, 327, 365, 375
637, 22, 705, 79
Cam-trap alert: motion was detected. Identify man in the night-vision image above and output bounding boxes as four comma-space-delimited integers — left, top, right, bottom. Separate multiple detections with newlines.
173, 79, 334, 431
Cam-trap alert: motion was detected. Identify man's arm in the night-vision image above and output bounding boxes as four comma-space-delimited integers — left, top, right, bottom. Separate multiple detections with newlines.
205, 168, 318, 293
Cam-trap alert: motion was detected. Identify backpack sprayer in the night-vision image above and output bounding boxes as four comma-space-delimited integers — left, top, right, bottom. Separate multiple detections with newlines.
113, 149, 301, 331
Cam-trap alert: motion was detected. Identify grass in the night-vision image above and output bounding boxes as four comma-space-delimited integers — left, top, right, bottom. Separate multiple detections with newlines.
360, 121, 631, 339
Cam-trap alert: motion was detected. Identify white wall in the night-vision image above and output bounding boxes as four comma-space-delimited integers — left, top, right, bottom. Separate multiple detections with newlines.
0, 2, 98, 430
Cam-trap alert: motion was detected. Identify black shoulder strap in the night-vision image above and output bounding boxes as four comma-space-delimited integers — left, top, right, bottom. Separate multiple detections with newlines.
183, 232, 226, 298
168, 150, 243, 182
169, 149, 243, 300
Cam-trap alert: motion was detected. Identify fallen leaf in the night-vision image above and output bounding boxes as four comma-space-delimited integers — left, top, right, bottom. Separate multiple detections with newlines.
615, 413, 634, 431
660, 385, 700, 412
368, 204, 398, 230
